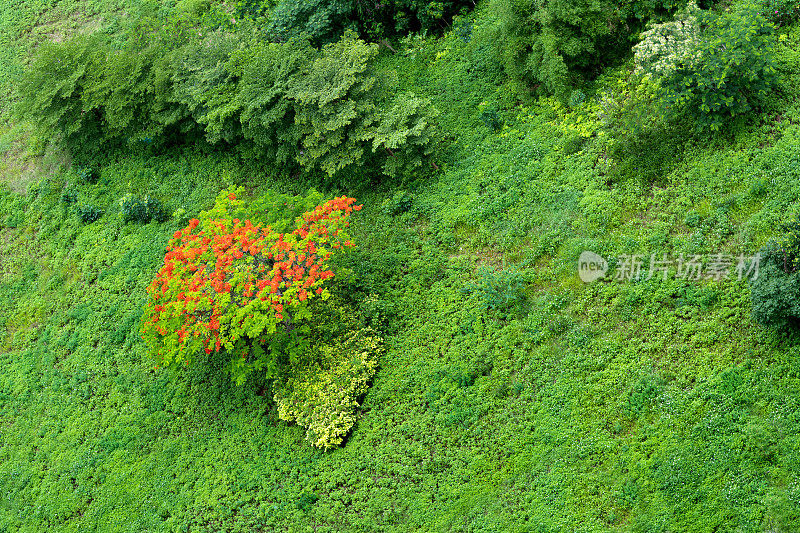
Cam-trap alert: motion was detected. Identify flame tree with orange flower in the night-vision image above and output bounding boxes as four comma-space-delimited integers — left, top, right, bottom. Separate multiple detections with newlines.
141, 189, 361, 384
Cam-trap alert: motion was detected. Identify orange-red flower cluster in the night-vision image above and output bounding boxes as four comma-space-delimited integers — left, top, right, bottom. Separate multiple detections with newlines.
142, 196, 360, 368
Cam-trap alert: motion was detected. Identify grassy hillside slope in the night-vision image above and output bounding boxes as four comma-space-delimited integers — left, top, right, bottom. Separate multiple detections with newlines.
3, 1, 800, 532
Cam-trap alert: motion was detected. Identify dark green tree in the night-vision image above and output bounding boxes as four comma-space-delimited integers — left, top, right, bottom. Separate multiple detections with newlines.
490, 0, 680, 98
16, 36, 103, 154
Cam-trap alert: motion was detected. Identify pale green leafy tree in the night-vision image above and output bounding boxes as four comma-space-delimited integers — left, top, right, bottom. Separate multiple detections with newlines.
633, 1, 702, 77
372, 92, 439, 178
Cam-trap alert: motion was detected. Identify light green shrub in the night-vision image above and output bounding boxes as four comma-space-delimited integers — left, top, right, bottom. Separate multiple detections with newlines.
273, 327, 382, 449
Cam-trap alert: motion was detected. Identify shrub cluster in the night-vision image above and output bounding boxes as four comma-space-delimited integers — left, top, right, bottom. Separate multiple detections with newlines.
751, 215, 800, 332
489, 0, 682, 98
760, 0, 800, 26
60, 188, 78, 204
381, 190, 414, 216
633, 1, 702, 78
119, 194, 169, 223
600, 1, 779, 181
76, 203, 103, 223
17, 12, 439, 182
142, 187, 381, 448
238, 0, 473, 44
74, 165, 98, 184
464, 266, 528, 315
273, 326, 381, 449
141, 188, 362, 383
642, 2, 779, 131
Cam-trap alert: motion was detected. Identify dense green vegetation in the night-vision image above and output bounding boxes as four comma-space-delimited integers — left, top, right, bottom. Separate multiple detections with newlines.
15, 6, 438, 182
4, 0, 800, 531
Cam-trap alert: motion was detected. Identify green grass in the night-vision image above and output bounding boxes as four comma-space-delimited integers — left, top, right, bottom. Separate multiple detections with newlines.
3, 1, 800, 531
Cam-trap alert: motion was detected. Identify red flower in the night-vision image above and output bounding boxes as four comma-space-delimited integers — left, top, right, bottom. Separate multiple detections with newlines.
144, 196, 361, 372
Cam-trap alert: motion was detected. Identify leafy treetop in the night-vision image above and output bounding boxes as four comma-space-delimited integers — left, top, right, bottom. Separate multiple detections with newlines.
141, 188, 361, 384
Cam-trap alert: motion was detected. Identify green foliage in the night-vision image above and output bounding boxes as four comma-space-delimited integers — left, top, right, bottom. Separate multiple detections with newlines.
489, 0, 679, 97
76, 203, 103, 223
371, 91, 439, 178
223, 37, 308, 163
204, 186, 326, 232
285, 34, 380, 176
750, 257, 800, 330
294, 492, 320, 511
74, 165, 98, 184
227, 33, 389, 177
568, 89, 586, 108
168, 31, 245, 145
657, 3, 779, 130
245, 0, 473, 43
750, 218, 800, 331
60, 188, 78, 204
119, 193, 169, 223
464, 266, 528, 314
453, 14, 473, 42
7, 0, 800, 531
761, 0, 800, 26
267, 0, 356, 44
774, 214, 800, 272
18, 24, 439, 182
230, 32, 438, 179
381, 190, 414, 216
390, 0, 473, 34
15, 9, 201, 156
599, 73, 691, 182
625, 371, 666, 416
0, 193, 27, 228
772, 26, 800, 112
16, 36, 102, 154
479, 108, 503, 131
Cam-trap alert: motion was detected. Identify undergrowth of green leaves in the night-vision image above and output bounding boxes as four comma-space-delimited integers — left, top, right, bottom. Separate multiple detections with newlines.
3, 1, 800, 531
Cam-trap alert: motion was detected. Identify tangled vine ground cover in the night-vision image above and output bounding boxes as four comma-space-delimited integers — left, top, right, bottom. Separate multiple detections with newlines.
3, 0, 800, 531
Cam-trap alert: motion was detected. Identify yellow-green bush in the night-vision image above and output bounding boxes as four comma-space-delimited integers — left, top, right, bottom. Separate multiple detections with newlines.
273, 327, 382, 449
